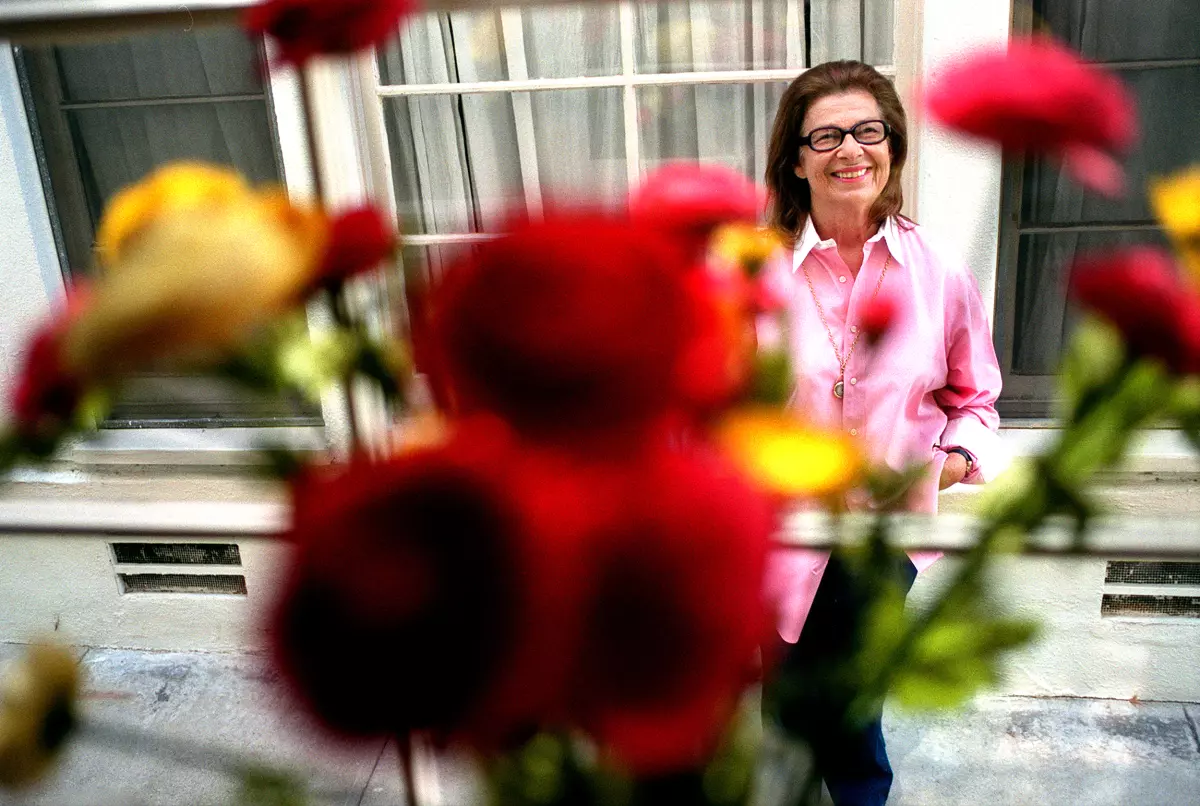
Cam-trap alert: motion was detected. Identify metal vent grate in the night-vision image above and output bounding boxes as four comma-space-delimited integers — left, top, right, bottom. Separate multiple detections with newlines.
1101, 594, 1200, 619
1105, 561, 1200, 586
119, 574, 247, 595
112, 543, 241, 566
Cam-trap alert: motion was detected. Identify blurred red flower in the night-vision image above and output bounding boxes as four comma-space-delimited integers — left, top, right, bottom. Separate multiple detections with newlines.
674, 268, 757, 413
569, 448, 774, 774
245, 0, 418, 67
629, 162, 763, 261
422, 213, 695, 440
11, 289, 91, 444
312, 205, 397, 287
860, 294, 897, 345
1069, 247, 1200, 374
925, 38, 1136, 195
272, 419, 589, 743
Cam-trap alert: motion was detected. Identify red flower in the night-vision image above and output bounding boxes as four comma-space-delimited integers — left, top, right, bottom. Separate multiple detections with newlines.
629, 163, 763, 260
925, 38, 1136, 195
859, 294, 897, 345
272, 419, 588, 743
1069, 247, 1200, 374
244, 0, 418, 67
423, 212, 694, 438
674, 268, 757, 413
11, 290, 91, 444
312, 205, 397, 287
569, 448, 773, 773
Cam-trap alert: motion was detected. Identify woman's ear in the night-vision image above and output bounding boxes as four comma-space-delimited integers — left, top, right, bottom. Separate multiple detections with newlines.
793, 163, 806, 180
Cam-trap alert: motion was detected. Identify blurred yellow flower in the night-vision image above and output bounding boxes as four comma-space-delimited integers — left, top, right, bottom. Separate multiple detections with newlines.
64, 163, 328, 378
0, 644, 80, 789
714, 408, 863, 498
711, 224, 782, 277
1150, 166, 1200, 282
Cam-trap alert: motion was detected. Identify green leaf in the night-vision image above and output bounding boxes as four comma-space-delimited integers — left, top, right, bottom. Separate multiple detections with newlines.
1056, 316, 1125, 421
700, 701, 762, 806
886, 614, 1038, 712
750, 348, 792, 406
235, 767, 308, 806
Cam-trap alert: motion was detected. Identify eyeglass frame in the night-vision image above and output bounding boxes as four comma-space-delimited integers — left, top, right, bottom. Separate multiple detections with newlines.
798, 119, 892, 153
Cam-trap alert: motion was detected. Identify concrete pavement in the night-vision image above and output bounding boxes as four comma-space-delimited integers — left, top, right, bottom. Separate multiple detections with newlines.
1, 644, 1197, 805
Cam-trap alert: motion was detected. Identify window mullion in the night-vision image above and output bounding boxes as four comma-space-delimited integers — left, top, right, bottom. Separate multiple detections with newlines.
751, 0, 767, 186
498, 8, 543, 218
618, 1, 640, 188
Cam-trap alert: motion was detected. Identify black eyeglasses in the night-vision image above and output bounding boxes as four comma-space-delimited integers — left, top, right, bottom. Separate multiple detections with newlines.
799, 119, 890, 152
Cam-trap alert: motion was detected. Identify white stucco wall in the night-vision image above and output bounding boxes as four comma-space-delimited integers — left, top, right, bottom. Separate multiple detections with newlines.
913, 0, 1010, 315
0, 47, 63, 419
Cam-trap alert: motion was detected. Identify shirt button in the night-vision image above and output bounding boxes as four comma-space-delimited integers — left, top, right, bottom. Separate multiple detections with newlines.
850, 428, 858, 436
850, 377, 857, 385
850, 325, 858, 333
839, 276, 847, 283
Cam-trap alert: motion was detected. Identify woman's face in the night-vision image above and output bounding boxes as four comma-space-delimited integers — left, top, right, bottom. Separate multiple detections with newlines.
794, 90, 892, 216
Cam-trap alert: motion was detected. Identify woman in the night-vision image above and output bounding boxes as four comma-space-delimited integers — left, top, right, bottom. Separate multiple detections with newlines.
762, 61, 1004, 804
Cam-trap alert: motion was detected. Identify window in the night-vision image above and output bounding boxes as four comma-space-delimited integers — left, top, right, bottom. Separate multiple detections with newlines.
15, 25, 320, 428
366, 0, 896, 278
994, 0, 1200, 418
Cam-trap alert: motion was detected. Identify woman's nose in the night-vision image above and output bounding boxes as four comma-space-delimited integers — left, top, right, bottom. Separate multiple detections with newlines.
835, 133, 864, 159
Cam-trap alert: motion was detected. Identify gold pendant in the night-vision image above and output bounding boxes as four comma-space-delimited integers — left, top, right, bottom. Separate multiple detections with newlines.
833, 379, 845, 399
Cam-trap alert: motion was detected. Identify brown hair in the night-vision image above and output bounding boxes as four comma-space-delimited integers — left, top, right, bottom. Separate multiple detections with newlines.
765, 60, 909, 245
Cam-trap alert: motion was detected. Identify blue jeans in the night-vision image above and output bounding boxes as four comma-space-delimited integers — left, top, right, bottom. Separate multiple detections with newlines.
772, 555, 919, 806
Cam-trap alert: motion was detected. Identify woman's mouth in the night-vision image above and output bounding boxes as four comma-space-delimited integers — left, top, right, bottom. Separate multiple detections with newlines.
831, 167, 870, 181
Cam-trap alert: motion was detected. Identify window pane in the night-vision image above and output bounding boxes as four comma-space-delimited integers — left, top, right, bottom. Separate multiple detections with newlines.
385, 89, 625, 236
68, 102, 279, 236
1010, 229, 1171, 376
639, 82, 787, 182
1036, 0, 1200, 63
378, 5, 620, 84
400, 243, 479, 284
636, 0, 892, 72
1021, 65, 1200, 227
54, 27, 263, 102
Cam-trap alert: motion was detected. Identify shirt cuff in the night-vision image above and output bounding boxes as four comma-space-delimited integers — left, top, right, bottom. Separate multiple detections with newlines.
940, 416, 1008, 484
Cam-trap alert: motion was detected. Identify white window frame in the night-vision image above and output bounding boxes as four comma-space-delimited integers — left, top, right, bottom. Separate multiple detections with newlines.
353, 0, 913, 260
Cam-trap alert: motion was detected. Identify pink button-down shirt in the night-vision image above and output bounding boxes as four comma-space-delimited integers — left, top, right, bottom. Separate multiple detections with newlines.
762, 216, 1005, 643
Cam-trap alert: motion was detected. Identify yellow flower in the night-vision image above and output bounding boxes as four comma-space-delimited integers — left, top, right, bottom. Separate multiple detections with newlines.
64, 163, 328, 379
1149, 166, 1200, 282
711, 224, 782, 277
714, 408, 863, 498
97, 162, 252, 267
0, 643, 80, 789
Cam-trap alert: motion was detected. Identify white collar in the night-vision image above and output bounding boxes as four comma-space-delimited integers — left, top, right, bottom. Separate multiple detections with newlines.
791, 215, 907, 273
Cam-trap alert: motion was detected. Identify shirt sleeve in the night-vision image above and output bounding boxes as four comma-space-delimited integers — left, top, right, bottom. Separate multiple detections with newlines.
934, 266, 1008, 484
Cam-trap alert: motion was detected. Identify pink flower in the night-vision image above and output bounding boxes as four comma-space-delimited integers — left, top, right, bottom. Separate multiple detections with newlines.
311, 205, 397, 287
925, 38, 1136, 195
245, 0, 419, 67
1069, 247, 1200, 374
629, 163, 763, 260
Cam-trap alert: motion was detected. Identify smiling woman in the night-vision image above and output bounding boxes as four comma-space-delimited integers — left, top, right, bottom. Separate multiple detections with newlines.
760, 60, 1005, 806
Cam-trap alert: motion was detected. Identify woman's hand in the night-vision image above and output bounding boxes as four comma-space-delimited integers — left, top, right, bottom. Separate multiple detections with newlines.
939, 451, 969, 489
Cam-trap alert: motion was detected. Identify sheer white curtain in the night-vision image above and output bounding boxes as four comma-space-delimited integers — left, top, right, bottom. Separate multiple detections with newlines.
379, 0, 894, 239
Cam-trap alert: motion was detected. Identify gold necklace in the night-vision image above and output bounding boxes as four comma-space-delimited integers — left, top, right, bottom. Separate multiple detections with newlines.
800, 254, 890, 399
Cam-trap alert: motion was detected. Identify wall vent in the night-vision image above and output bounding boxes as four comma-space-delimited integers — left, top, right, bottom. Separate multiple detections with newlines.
119, 573, 247, 596
1105, 561, 1200, 586
112, 542, 241, 566
1101, 594, 1200, 619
